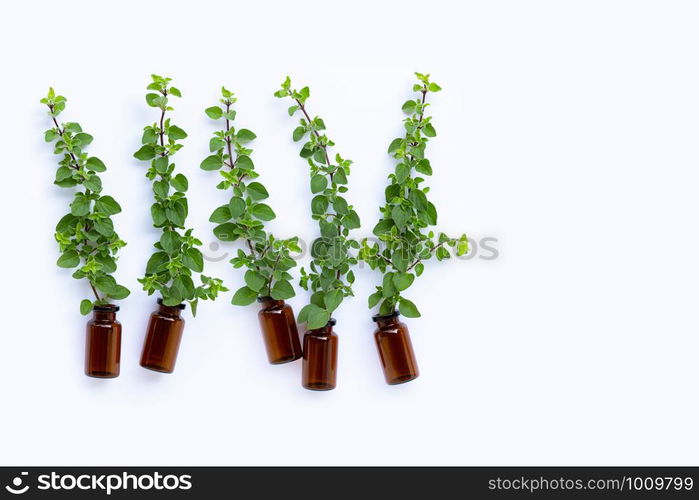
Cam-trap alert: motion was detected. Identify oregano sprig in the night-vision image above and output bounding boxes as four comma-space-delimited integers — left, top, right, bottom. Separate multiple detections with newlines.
359, 73, 469, 318
134, 75, 227, 316
201, 86, 301, 306
275, 77, 361, 329
41, 88, 130, 315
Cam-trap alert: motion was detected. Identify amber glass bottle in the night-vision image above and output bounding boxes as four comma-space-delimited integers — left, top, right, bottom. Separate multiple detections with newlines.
85, 304, 122, 378
257, 297, 302, 364
302, 319, 338, 390
373, 312, 419, 385
140, 299, 186, 373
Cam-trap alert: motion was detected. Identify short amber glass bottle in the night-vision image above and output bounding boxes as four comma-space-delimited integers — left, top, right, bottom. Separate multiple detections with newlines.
85, 304, 122, 378
373, 311, 419, 385
257, 297, 302, 364
140, 299, 186, 373
302, 319, 338, 391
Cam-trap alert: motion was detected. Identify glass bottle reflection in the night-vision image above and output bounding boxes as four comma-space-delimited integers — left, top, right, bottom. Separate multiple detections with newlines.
140, 299, 186, 373
302, 319, 338, 390
257, 297, 302, 364
372, 312, 419, 385
85, 304, 121, 378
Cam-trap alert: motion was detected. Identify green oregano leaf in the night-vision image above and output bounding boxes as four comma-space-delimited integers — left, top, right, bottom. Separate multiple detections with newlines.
57, 250, 80, 268
209, 205, 231, 223
231, 286, 258, 306
183, 248, 204, 272
310, 175, 327, 193
246, 182, 269, 200
236, 129, 256, 143
399, 297, 421, 318
252, 203, 275, 221
201, 154, 223, 171
171, 173, 189, 192
236, 155, 254, 170
244, 270, 266, 292
392, 272, 415, 291
271, 280, 295, 300
80, 299, 93, 315
86, 157, 106, 172
214, 223, 238, 241
205, 106, 223, 119
229, 197, 246, 218
134, 145, 156, 160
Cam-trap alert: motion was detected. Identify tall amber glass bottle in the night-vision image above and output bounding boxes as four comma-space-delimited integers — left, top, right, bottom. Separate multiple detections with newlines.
85, 304, 122, 378
373, 312, 419, 385
302, 319, 338, 390
140, 299, 186, 373
257, 297, 302, 364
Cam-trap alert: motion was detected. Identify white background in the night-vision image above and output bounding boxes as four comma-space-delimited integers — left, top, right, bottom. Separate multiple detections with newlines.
0, 0, 697, 466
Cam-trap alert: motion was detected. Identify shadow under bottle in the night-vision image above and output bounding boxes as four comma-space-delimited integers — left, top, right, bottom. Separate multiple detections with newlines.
140, 298, 186, 373
302, 319, 338, 391
85, 304, 122, 378
257, 297, 302, 364
373, 312, 419, 385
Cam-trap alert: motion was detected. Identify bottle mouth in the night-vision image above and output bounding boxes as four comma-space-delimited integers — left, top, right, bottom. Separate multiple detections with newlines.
157, 298, 186, 310
372, 311, 400, 322
93, 304, 120, 312
257, 296, 277, 303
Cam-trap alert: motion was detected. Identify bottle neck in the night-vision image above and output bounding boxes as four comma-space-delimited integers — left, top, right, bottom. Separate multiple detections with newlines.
373, 312, 400, 329
158, 305, 182, 318
259, 297, 285, 309
92, 305, 119, 322
157, 299, 185, 317
93, 310, 116, 322
309, 319, 336, 335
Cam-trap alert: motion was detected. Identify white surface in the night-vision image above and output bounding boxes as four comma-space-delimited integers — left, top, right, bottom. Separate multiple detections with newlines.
0, 0, 698, 466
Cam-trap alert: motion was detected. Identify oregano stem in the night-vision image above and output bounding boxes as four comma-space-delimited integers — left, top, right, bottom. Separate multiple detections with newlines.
266, 252, 283, 297
50, 113, 80, 171
407, 241, 447, 271
158, 89, 167, 148
245, 239, 258, 260
89, 281, 102, 301
293, 98, 333, 178
224, 101, 235, 169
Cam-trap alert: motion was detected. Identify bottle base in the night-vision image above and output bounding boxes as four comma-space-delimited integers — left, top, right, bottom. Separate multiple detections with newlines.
387, 373, 419, 385
140, 362, 174, 374
85, 370, 119, 379
303, 381, 336, 391
270, 353, 302, 365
